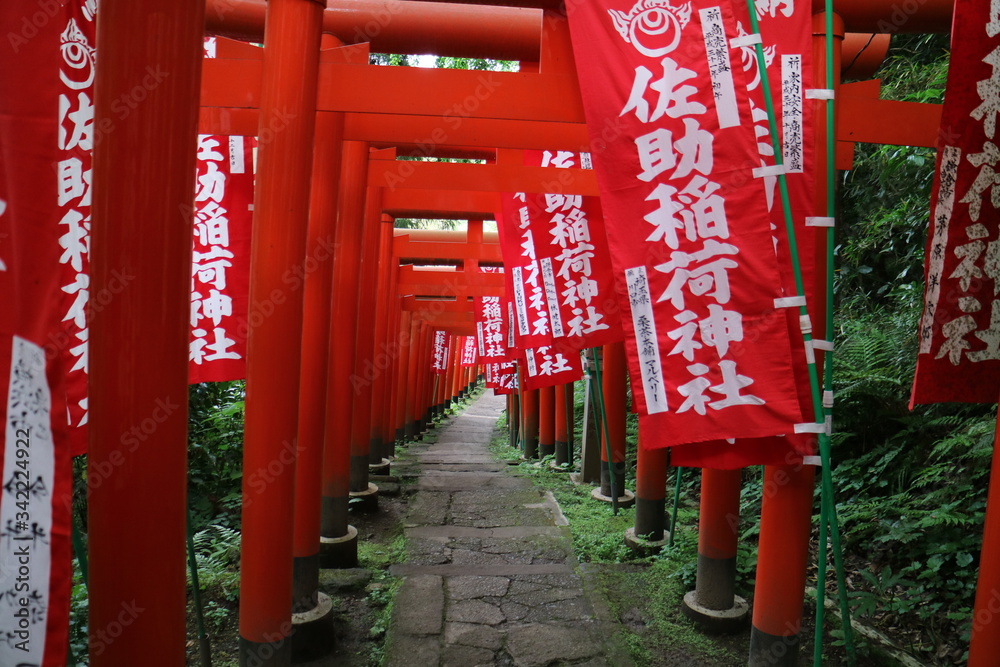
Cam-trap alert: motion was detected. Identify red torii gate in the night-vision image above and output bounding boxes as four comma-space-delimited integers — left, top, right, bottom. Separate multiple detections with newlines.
86, 1, 982, 666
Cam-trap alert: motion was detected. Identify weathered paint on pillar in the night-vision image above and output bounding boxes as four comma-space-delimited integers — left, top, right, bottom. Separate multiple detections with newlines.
88, 0, 205, 662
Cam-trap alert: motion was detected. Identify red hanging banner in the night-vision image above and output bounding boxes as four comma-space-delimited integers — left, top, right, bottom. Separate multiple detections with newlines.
431, 330, 449, 374
567, 0, 803, 447
518, 150, 624, 351
0, 2, 81, 663
460, 335, 478, 367
911, 0, 1000, 405
475, 295, 510, 361
521, 344, 584, 392
188, 134, 254, 383
491, 361, 519, 395
667, 0, 819, 467
497, 192, 555, 349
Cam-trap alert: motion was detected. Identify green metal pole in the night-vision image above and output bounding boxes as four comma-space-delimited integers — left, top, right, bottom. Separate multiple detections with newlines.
740, 2, 855, 661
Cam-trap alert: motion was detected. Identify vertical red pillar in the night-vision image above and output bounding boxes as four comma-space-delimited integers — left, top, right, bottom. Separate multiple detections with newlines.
509, 392, 521, 451
348, 179, 381, 505
538, 385, 555, 458
683, 468, 749, 633
599, 342, 628, 500
293, 104, 343, 622
368, 218, 394, 470
399, 310, 415, 439
89, 1, 204, 663
404, 316, 420, 438
750, 465, 816, 664
238, 0, 323, 661
631, 439, 668, 543
319, 140, 370, 568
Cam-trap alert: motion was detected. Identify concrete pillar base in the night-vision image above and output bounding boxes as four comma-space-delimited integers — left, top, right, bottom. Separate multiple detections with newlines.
624, 526, 669, 556
319, 524, 358, 569
681, 590, 750, 635
368, 458, 391, 476
291, 592, 335, 662
591, 487, 636, 508
349, 482, 379, 512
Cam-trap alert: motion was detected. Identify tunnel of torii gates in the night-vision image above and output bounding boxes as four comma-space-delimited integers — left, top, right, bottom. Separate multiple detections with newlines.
61, 0, 995, 664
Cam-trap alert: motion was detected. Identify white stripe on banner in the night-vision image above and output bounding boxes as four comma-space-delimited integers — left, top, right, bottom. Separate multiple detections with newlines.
512, 266, 531, 337
507, 302, 516, 349
540, 258, 564, 338
525, 348, 538, 377
0, 337, 54, 664
625, 266, 669, 414
476, 322, 486, 357
920, 145, 962, 354
781, 54, 804, 174
229, 136, 246, 174
700, 7, 740, 129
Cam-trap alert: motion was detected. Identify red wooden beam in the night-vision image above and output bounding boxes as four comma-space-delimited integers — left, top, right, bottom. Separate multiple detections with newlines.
369, 159, 599, 195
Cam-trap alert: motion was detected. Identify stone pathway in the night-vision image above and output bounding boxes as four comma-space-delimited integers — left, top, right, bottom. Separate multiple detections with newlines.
385, 391, 631, 667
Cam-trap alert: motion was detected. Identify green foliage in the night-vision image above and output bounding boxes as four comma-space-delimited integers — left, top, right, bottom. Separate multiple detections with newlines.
433, 56, 518, 71
190, 523, 242, 603
188, 381, 246, 529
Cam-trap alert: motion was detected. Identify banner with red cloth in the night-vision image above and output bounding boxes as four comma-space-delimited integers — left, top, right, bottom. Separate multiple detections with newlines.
188, 134, 254, 383
567, 0, 803, 448
0, 2, 85, 663
431, 330, 449, 374
460, 335, 478, 367
515, 150, 624, 351
911, 0, 1000, 405
666, 0, 819, 466
497, 192, 554, 350
521, 344, 583, 392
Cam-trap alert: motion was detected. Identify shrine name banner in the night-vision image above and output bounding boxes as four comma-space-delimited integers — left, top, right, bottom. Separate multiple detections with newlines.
516, 150, 624, 351
460, 335, 478, 367
567, 0, 803, 447
0, 2, 87, 663
911, 0, 1000, 405
432, 330, 449, 374
497, 191, 553, 350
521, 343, 584, 391
189, 135, 253, 383
668, 0, 819, 467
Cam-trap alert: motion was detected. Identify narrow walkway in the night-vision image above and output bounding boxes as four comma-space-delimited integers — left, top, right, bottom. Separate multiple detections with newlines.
385, 391, 630, 667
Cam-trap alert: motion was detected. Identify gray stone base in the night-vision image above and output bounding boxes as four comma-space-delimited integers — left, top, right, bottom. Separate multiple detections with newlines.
590, 487, 636, 508
681, 590, 750, 635
291, 592, 335, 662
349, 482, 380, 512
369, 458, 391, 476
319, 525, 358, 569
749, 625, 799, 666
624, 526, 669, 556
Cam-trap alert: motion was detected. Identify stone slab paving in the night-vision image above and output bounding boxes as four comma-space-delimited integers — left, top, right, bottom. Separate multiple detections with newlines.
385, 392, 633, 667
